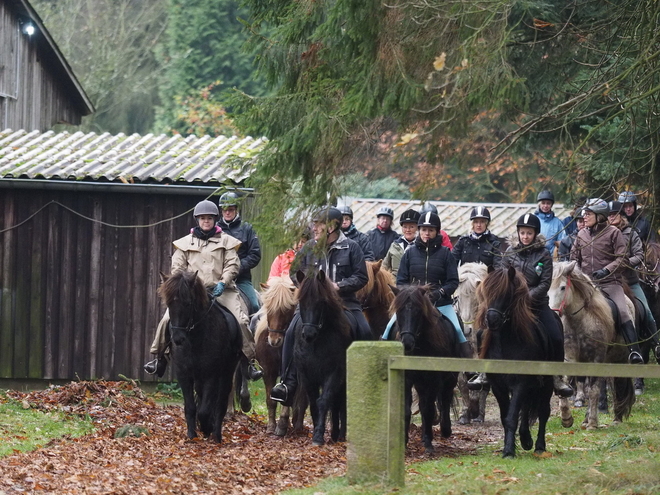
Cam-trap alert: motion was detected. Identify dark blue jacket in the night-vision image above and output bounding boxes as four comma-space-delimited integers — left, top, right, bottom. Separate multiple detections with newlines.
397, 235, 458, 307
217, 216, 261, 282
367, 227, 399, 261
626, 211, 654, 244
291, 231, 368, 310
343, 224, 375, 261
452, 231, 501, 267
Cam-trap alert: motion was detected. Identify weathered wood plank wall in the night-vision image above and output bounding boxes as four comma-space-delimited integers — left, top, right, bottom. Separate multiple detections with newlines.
0, 187, 275, 382
0, 1, 85, 130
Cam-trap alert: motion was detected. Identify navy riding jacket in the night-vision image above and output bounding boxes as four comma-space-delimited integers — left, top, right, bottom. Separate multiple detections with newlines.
217, 216, 261, 282
367, 227, 399, 261
451, 231, 501, 267
343, 224, 375, 261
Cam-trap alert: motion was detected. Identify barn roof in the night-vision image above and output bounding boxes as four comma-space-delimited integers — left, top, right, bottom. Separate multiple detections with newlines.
344, 198, 570, 240
0, 129, 267, 185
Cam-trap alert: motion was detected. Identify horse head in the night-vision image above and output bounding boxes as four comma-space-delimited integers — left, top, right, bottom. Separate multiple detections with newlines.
159, 271, 209, 346
260, 276, 297, 347
393, 285, 449, 354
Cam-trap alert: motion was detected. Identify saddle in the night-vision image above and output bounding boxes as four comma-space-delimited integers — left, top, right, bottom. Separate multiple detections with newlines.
343, 309, 372, 341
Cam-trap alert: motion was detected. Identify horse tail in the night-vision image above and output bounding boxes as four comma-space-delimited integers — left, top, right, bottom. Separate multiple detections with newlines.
609, 376, 635, 420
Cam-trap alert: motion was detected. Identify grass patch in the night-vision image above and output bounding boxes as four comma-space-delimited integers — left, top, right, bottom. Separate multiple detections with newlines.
284, 378, 660, 495
0, 393, 93, 457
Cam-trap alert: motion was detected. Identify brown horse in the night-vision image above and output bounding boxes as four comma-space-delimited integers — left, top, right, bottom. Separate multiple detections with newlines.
254, 276, 306, 436
356, 260, 396, 339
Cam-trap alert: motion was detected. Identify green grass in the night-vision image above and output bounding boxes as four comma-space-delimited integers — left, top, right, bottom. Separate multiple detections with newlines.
0, 394, 94, 457
284, 379, 660, 495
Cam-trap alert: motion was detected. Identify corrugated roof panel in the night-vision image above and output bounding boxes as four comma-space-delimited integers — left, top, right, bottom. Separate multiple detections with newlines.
0, 129, 267, 185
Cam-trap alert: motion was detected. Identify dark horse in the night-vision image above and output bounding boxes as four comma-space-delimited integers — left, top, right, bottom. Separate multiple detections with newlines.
392, 285, 459, 453
475, 266, 553, 458
294, 270, 352, 446
159, 271, 242, 442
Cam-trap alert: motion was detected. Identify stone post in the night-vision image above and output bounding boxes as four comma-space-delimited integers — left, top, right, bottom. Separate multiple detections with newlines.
346, 341, 405, 487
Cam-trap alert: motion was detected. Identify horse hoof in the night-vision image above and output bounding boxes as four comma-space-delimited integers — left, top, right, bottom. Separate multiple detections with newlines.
502, 452, 515, 459
458, 415, 470, 425
240, 394, 252, 413
534, 449, 546, 456
562, 417, 574, 428
312, 440, 325, 447
521, 437, 533, 451
274, 426, 287, 437
635, 387, 644, 396
424, 446, 435, 454
586, 425, 598, 431
573, 399, 584, 408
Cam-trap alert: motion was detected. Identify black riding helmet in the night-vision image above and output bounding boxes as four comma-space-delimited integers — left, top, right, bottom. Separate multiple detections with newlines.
470, 206, 491, 221
537, 190, 555, 203
399, 209, 420, 225
313, 207, 343, 232
516, 213, 541, 232
608, 200, 623, 215
418, 211, 441, 230
338, 205, 353, 218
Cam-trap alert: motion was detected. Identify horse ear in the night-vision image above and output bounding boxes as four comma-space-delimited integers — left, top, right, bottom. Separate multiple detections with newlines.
390, 285, 399, 295
296, 270, 305, 285
373, 260, 382, 273
507, 265, 516, 281
159, 271, 169, 284
260, 282, 269, 290
566, 260, 577, 274
318, 270, 326, 282
487, 265, 495, 274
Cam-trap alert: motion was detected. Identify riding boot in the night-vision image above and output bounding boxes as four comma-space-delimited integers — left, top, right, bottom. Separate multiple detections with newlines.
143, 355, 168, 377
458, 341, 473, 359
270, 318, 298, 407
248, 359, 263, 381
467, 372, 489, 390
553, 376, 574, 398
647, 320, 660, 364
620, 320, 644, 364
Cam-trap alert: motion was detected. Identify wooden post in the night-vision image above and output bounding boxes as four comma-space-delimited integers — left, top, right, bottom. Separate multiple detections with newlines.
346, 341, 405, 487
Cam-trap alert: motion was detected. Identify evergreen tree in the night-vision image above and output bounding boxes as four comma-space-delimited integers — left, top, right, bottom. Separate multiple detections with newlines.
155, 0, 265, 134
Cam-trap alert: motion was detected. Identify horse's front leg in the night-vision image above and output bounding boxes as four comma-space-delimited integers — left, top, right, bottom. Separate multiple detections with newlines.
313, 372, 342, 446
179, 374, 198, 439
304, 381, 321, 445
214, 370, 235, 443
197, 378, 218, 438
534, 378, 553, 454
417, 382, 436, 453
585, 376, 600, 430
404, 377, 414, 446
438, 376, 455, 438
457, 372, 471, 425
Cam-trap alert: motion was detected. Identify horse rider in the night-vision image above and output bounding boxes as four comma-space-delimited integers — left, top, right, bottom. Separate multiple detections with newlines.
268, 228, 311, 280
570, 198, 644, 364
608, 201, 660, 364
382, 211, 472, 358
618, 191, 654, 244
468, 213, 573, 397
558, 208, 584, 261
534, 189, 566, 255
367, 206, 399, 261
562, 196, 588, 237
270, 206, 372, 405
216, 191, 262, 316
339, 205, 375, 261
144, 200, 262, 380
420, 202, 453, 248
383, 209, 420, 276
451, 206, 501, 267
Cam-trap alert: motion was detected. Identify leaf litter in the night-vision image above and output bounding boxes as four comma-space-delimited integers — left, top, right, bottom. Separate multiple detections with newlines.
0, 381, 496, 493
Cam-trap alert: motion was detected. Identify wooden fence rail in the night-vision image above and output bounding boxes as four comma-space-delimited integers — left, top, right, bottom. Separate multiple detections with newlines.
346, 341, 660, 487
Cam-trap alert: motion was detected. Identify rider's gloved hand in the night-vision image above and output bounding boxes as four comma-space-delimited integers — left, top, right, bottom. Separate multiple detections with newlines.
592, 268, 610, 280
429, 288, 446, 305
212, 281, 226, 297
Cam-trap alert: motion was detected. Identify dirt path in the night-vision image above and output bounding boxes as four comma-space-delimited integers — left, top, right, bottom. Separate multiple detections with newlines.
0, 381, 505, 494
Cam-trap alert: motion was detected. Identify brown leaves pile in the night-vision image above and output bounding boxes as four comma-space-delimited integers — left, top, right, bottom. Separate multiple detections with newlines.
0, 381, 345, 494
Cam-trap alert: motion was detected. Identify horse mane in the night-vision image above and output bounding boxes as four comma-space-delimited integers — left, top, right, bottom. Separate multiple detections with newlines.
475, 268, 537, 355
255, 276, 298, 340
391, 285, 453, 354
159, 271, 208, 310
298, 271, 351, 339
553, 262, 612, 327
357, 261, 396, 308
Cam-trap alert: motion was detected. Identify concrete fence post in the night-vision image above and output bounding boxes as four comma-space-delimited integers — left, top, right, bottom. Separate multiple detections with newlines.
346, 341, 405, 487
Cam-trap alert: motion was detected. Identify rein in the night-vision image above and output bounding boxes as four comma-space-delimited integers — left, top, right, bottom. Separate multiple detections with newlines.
170, 296, 217, 333
551, 275, 588, 317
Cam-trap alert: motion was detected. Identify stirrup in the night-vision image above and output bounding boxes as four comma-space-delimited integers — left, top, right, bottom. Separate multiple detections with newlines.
467, 372, 489, 391
654, 345, 660, 365
143, 356, 167, 377
270, 382, 289, 403
628, 350, 644, 364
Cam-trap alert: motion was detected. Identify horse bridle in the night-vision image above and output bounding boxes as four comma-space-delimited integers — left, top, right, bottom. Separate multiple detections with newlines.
486, 307, 510, 326
170, 296, 216, 333
551, 275, 588, 317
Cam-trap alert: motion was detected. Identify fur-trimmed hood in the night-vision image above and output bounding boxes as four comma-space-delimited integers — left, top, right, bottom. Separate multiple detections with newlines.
506, 232, 548, 252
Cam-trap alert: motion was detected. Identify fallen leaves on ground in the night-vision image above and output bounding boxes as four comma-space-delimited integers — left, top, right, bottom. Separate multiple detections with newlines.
0, 381, 494, 493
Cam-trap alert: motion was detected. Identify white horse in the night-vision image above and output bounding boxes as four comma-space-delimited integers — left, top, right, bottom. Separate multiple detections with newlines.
548, 261, 636, 429
454, 262, 489, 424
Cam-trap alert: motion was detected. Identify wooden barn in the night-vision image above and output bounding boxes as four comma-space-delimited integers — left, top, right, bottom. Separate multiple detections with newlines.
0, 129, 267, 384
1, 0, 93, 130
